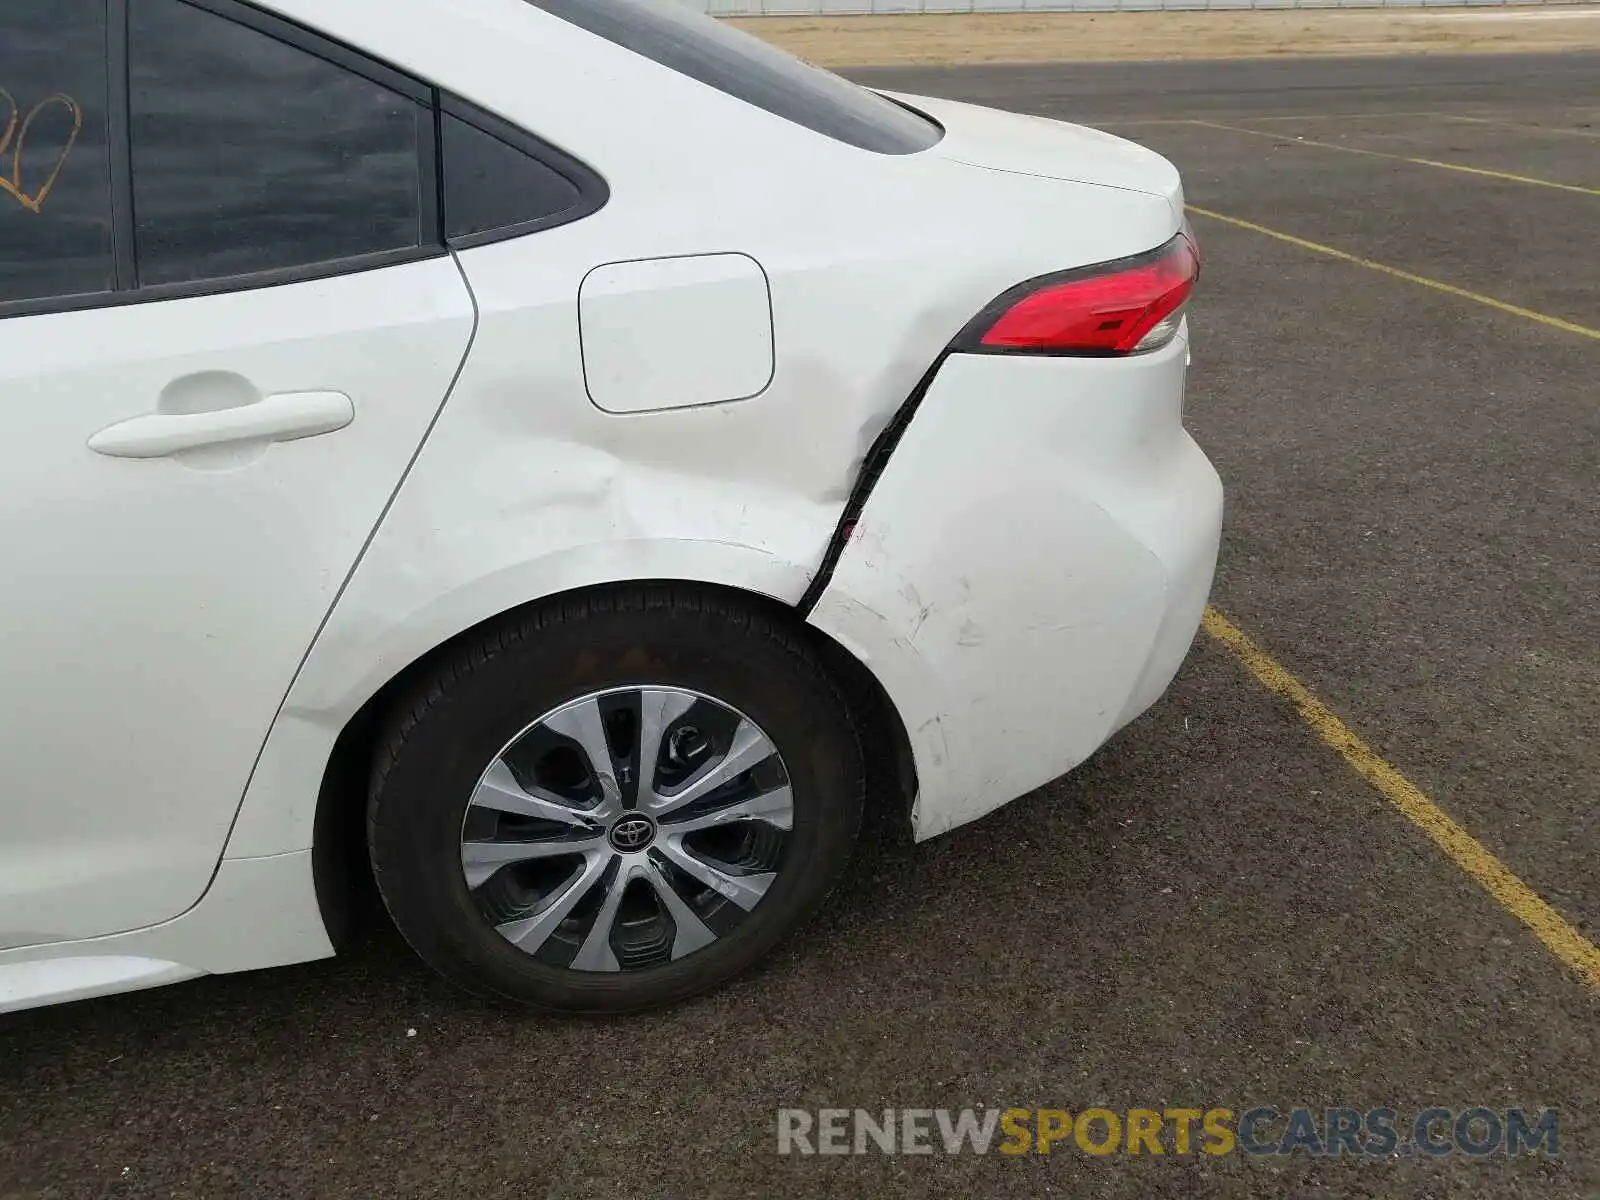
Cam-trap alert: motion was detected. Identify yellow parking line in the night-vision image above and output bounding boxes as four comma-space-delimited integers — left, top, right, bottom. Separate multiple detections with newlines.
1247, 111, 1448, 123
1187, 119, 1600, 198
1230, 111, 1600, 138
1203, 607, 1600, 992
1432, 113, 1600, 140
1096, 113, 1464, 129
1086, 117, 1203, 128
1185, 204, 1600, 344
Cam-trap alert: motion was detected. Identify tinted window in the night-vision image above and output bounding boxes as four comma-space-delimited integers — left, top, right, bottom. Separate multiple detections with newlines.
0, 0, 115, 306
128, 0, 425, 287
523, 0, 941, 155
443, 115, 582, 244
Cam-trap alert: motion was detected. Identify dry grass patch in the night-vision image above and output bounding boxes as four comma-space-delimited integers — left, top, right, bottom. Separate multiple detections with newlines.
728, 7, 1600, 68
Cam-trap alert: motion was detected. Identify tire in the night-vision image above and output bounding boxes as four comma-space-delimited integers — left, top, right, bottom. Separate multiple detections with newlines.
367, 584, 864, 1013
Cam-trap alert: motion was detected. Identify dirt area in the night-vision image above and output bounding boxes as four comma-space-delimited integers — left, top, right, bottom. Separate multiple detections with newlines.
728, 6, 1600, 67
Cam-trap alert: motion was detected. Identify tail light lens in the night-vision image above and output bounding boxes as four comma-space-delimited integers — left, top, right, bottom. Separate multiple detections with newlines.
957, 229, 1200, 357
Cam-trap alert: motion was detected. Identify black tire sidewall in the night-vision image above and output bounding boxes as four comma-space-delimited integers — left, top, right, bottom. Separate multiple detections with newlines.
369, 595, 862, 1013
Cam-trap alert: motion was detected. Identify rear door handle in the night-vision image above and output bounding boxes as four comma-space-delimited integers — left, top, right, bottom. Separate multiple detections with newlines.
88, 391, 354, 460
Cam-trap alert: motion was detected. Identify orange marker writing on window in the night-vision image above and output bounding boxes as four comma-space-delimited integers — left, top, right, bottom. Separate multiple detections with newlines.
0, 87, 83, 214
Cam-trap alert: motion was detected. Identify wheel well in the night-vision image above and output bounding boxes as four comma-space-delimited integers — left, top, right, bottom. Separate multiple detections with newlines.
309, 579, 918, 949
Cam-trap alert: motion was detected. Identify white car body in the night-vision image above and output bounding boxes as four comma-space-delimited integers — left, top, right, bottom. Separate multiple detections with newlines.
0, 0, 1220, 1012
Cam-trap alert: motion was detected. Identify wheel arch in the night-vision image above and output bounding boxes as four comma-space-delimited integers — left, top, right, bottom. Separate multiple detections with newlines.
307, 579, 917, 951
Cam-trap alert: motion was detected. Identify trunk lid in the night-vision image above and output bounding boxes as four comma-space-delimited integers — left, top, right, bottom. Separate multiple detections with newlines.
887, 92, 1185, 222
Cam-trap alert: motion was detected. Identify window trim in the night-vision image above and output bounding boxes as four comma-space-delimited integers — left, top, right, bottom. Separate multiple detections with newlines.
1, 0, 611, 321
0, 244, 448, 321
107, 0, 137, 289
2, 0, 446, 321
440, 93, 610, 252
3, 0, 601, 324
122, 0, 444, 299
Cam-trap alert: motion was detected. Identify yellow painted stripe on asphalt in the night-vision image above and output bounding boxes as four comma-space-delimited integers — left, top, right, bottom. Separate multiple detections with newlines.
1202, 607, 1600, 992
1248, 111, 1451, 122
1185, 204, 1600, 343
1087, 117, 1203, 128
1432, 113, 1600, 141
1245, 111, 1600, 137
1187, 118, 1600, 198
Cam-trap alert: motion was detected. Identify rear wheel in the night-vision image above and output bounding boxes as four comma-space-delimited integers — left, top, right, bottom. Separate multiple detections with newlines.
367, 586, 864, 1013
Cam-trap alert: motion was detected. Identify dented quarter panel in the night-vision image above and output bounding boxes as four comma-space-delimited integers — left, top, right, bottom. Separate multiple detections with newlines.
225, 191, 1177, 859
222, 0, 1186, 858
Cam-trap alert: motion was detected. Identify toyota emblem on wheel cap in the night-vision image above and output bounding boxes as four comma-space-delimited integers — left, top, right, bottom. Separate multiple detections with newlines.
609, 815, 656, 851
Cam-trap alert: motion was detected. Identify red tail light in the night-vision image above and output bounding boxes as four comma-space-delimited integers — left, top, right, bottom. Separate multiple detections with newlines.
958, 230, 1200, 357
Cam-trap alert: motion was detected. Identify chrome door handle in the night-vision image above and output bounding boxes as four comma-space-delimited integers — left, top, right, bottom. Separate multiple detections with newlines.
88, 391, 354, 460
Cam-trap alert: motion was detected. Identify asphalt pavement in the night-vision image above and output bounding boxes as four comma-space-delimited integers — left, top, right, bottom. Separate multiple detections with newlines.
3, 52, 1597, 1200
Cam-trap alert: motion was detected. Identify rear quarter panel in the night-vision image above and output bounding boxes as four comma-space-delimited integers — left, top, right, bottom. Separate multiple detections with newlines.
226, 0, 1182, 858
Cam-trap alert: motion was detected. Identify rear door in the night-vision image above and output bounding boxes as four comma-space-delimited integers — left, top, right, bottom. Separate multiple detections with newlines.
0, 0, 474, 946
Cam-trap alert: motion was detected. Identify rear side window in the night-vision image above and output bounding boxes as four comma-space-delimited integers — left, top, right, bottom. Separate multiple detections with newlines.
442, 107, 602, 247
0, 0, 116, 306
128, 0, 426, 287
523, 0, 942, 155
0, 0, 607, 318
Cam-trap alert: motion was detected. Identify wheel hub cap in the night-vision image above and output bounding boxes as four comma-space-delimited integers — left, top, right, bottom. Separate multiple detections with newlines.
458, 685, 795, 974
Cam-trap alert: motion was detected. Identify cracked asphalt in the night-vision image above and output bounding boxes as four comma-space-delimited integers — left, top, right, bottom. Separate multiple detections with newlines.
2, 51, 1597, 1200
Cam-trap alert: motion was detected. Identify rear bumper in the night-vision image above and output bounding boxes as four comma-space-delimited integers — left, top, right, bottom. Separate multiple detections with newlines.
806, 330, 1222, 839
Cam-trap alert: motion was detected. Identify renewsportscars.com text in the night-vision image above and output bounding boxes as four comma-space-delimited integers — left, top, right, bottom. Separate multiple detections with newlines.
776, 1106, 1561, 1158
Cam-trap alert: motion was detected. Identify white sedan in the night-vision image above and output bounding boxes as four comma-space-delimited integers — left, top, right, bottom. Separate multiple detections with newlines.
0, 0, 1221, 1013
